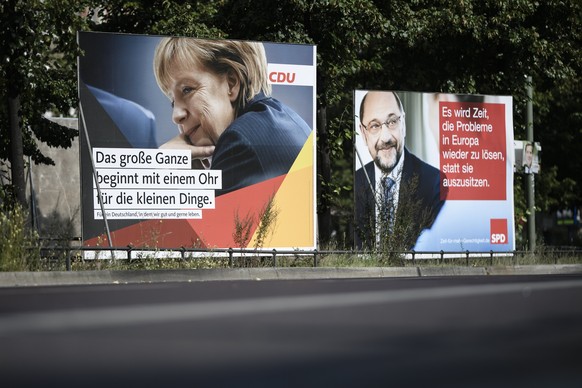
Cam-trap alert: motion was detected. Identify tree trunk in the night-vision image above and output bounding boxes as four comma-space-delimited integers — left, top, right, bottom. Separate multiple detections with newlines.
8, 94, 27, 208
317, 107, 332, 246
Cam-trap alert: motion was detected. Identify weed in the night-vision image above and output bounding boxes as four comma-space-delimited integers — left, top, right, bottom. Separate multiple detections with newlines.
233, 208, 254, 249
356, 175, 434, 266
0, 203, 40, 271
253, 195, 279, 250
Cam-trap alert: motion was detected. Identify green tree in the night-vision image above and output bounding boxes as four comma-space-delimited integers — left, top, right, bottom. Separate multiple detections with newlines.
1, 0, 90, 206
90, 1, 225, 38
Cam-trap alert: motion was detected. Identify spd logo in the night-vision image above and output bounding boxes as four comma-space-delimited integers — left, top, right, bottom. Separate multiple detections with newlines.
490, 219, 508, 244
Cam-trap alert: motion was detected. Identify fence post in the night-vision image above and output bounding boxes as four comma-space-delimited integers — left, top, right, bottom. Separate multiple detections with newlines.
228, 248, 233, 268
411, 250, 415, 266
490, 250, 493, 266
127, 244, 132, 262
180, 246, 186, 261
440, 250, 444, 265
466, 250, 470, 267
272, 249, 277, 267
313, 249, 318, 267
66, 248, 71, 271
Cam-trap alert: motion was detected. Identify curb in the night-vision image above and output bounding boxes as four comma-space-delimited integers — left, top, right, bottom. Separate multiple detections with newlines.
485, 264, 582, 276
0, 265, 581, 288
419, 266, 488, 277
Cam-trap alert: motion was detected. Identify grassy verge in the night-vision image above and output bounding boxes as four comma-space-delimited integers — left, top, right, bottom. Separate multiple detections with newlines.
2, 203, 581, 271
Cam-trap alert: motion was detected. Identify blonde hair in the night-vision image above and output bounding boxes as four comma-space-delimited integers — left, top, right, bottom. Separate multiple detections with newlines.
153, 37, 271, 115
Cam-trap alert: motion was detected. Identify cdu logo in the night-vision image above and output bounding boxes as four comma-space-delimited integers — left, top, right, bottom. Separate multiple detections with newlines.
490, 219, 508, 244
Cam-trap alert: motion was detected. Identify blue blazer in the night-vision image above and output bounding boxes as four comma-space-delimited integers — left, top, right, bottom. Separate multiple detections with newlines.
212, 93, 311, 196
355, 147, 446, 249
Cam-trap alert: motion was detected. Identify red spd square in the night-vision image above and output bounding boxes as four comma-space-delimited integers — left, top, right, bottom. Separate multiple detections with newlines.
490, 219, 508, 244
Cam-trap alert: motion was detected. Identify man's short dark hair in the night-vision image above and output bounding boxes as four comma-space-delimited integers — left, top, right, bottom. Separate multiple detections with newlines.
359, 91, 404, 125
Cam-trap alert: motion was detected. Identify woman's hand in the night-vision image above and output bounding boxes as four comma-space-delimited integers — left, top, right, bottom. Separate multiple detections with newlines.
160, 134, 214, 169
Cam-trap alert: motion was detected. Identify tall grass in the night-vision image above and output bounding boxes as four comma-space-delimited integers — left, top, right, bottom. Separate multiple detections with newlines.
0, 203, 40, 271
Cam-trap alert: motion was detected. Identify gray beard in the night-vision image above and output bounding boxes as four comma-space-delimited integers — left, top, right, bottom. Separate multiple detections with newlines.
375, 150, 402, 175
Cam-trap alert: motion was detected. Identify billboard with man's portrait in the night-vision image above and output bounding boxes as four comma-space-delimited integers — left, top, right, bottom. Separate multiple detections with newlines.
354, 90, 515, 253
78, 32, 316, 251
514, 140, 541, 174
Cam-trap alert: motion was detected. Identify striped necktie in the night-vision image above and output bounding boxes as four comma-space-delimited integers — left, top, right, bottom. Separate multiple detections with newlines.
381, 176, 396, 232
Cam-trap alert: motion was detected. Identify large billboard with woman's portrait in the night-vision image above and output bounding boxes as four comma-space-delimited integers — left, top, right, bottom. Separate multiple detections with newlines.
354, 90, 515, 253
78, 32, 316, 251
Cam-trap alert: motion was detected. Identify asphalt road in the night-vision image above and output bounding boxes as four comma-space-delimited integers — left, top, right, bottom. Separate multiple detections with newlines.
1, 275, 581, 387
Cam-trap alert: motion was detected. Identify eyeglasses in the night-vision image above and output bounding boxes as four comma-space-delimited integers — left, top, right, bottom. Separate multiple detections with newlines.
362, 115, 403, 135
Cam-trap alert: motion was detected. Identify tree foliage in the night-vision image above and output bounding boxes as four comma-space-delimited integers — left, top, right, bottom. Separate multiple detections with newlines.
2, 0, 581, 245
89, 0, 225, 38
0, 0, 90, 165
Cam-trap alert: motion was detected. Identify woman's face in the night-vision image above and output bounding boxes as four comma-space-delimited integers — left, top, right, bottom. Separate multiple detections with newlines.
166, 61, 238, 146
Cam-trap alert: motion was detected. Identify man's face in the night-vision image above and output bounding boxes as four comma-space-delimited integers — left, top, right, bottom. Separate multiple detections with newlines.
360, 92, 405, 174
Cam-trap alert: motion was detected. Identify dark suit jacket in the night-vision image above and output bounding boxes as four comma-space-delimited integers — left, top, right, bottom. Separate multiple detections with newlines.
212, 93, 311, 196
355, 147, 446, 249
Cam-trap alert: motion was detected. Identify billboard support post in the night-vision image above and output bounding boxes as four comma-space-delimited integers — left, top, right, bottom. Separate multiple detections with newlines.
526, 76, 536, 252
79, 102, 114, 257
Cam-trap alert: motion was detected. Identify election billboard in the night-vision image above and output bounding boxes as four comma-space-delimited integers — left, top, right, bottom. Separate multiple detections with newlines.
78, 32, 316, 250
354, 90, 515, 252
